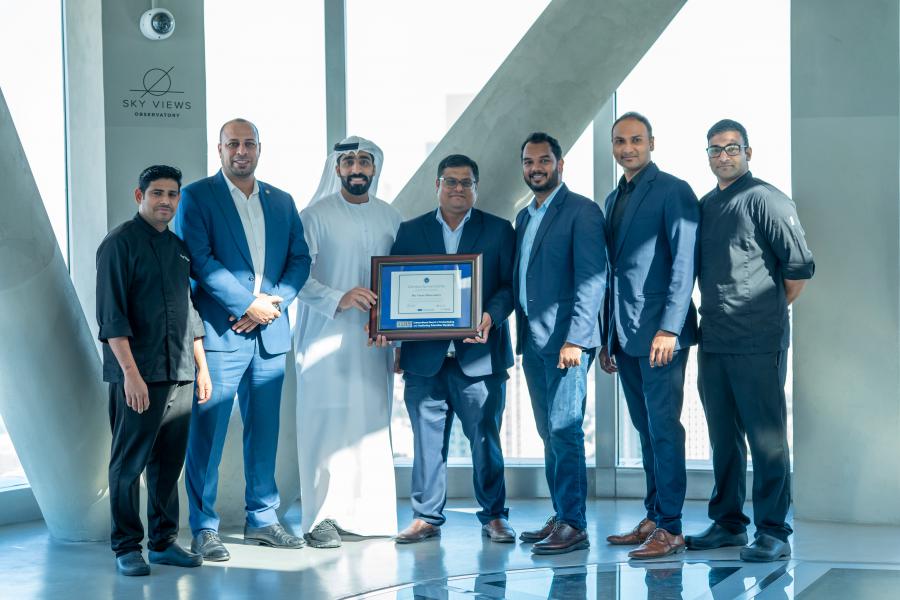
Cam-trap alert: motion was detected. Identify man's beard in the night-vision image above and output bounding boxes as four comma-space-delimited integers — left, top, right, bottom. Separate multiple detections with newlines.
524, 168, 560, 193
341, 173, 371, 196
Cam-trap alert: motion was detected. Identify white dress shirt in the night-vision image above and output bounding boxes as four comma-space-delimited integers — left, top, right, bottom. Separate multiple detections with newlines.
225, 175, 266, 295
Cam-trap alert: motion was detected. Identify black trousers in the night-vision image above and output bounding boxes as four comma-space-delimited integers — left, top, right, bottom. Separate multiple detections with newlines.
697, 351, 792, 541
108, 380, 192, 556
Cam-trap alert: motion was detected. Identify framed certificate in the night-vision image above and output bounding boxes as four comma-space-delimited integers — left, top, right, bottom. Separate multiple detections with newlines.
369, 254, 483, 341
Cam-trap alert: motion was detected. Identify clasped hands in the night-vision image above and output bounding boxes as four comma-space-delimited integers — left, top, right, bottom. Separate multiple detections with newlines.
230, 293, 284, 333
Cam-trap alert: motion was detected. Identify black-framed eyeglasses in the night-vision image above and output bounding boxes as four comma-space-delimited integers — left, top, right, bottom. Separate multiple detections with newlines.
439, 177, 476, 190
706, 144, 747, 158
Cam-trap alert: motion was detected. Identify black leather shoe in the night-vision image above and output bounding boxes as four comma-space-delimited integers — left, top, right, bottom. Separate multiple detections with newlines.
149, 543, 202, 567
116, 551, 150, 576
519, 515, 557, 543
482, 518, 516, 543
685, 523, 748, 550
740, 534, 791, 562
531, 522, 590, 555
244, 523, 305, 549
304, 519, 342, 549
191, 530, 231, 562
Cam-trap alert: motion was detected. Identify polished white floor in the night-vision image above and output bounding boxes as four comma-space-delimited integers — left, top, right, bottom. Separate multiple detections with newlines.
2, 499, 899, 599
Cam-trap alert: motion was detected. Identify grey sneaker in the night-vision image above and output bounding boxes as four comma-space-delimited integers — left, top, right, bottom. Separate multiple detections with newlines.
304, 519, 342, 549
244, 523, 306, 549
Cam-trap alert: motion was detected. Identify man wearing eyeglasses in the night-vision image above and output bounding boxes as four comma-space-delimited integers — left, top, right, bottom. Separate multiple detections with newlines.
685, 119, 815, 562
391, 154, 517, 544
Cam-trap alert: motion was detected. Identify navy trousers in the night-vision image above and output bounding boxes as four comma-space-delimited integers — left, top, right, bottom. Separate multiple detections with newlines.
697, 350, 792, 542
185, 336, 286, 534
522, 334, 594, 531
615, 349, 689, 535
403, 357, 508, 526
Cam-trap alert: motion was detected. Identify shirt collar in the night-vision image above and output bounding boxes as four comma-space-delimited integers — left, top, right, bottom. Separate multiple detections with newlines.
716, 170, 753, 197
435, 207, 472, 232
617, 163, 649, 193
224, 173, 260, 199
133, 212, 168, 237
528, 183, 562, 216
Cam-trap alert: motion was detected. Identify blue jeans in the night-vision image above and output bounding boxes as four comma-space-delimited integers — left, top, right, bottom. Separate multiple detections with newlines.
185, 336, 285, 534
522, 335, 594, 530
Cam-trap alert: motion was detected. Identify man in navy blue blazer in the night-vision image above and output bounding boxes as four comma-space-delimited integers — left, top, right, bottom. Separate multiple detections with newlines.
514, 132, 607, 555
174, 119, 311, 559
390, 154, 517, 544
598, 113, 699, 559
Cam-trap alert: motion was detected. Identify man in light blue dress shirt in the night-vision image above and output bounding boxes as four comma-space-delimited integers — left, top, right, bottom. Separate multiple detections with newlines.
513, 132, 607, 555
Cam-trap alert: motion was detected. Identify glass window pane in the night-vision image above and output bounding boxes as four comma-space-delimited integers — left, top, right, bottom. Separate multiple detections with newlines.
0, 0, 66, 261
613, 0, 792, 468
204, 0, 326, 209
350, 1, 600, 464
0, 415, 27, 489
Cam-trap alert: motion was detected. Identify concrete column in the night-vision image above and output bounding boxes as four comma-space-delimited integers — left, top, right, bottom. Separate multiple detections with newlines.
391, 0, 686, 222
0, 89, 110, 541
791, 0, 900, 523
592, 95, 619, 496
63, 0, 107, 344
63, 1, 298, 529
324, 0, 347, 150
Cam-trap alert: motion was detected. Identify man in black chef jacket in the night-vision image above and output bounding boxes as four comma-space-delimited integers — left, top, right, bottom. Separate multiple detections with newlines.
96, 165, 213, 576
685, 120, 815, 562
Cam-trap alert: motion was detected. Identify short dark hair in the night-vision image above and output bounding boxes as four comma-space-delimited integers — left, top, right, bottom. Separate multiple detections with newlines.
437, 154, 479, 181
521, 132, 562, 161
138, 165, 182, 193
706, 119, 749, 146
219, 118, 260, 142
611, 111, 653, 138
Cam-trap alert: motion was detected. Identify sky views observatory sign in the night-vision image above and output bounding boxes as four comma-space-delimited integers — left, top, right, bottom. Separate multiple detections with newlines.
116, 65, 195, 123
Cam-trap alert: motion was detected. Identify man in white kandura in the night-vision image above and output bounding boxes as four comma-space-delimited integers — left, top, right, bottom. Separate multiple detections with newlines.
293, 136, 401, 548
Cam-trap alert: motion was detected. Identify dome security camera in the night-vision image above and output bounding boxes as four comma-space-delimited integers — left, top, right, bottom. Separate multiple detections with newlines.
140, 8, 175, 40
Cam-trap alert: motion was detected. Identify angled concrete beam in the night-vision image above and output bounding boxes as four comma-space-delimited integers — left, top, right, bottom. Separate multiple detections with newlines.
392, 0, 686, 221
0, 88, 110, 540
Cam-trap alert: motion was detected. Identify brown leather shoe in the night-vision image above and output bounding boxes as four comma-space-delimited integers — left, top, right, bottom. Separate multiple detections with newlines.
482, 518, 516, 543
519, 515, 557, 543
628, 528, 686, 559
531, 522, 589, 555
394, 519, 441, 544
606, 517, 656, 545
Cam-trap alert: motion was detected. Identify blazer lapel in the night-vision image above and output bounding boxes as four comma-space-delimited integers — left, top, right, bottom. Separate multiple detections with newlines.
422, 213, 447, 254
212, 171, 254, 268
527, 185, 566, 268
456, 209, 483, 254
614, 165, 658, 260
513, 209, 529, 286
259, 182, 279, 280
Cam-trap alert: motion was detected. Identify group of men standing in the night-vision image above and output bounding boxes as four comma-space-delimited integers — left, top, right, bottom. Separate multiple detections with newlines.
95, 112, 813, 577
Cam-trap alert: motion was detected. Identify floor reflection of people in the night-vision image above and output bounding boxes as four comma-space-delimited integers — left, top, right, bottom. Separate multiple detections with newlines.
548, 567, 587, 600
642, 566, 684, 600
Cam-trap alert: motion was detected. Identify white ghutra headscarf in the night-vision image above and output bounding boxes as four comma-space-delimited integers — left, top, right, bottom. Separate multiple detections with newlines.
309, 136, 384, 206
